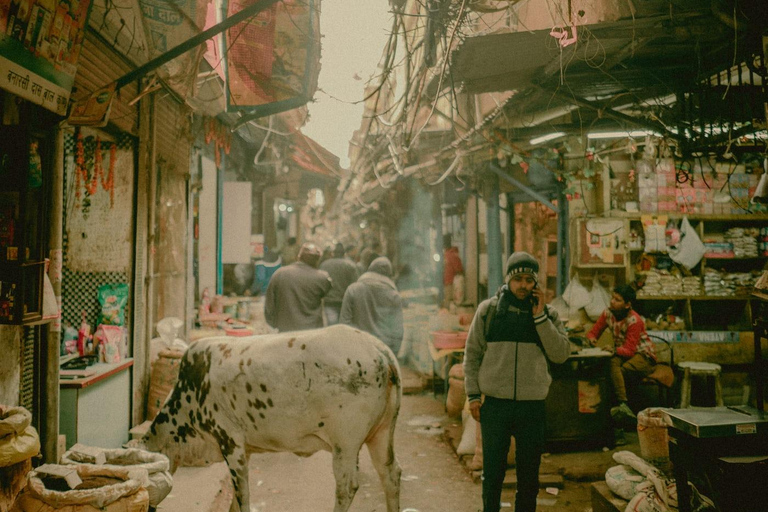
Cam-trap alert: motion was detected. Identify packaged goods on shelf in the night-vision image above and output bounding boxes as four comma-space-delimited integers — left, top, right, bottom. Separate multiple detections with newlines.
704, 268, 760, 296
703, 268, 730, 296
725, 227, 759, 258
703, 241, 735, 258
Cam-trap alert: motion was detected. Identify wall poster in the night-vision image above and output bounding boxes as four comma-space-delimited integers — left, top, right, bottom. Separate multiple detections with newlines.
0, 0, 94, 114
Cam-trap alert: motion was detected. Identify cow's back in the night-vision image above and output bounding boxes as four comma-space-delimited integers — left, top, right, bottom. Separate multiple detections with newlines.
181, 325, 400, 454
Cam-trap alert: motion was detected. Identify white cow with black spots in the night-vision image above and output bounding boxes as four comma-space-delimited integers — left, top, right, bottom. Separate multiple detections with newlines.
137, 324, 402, 512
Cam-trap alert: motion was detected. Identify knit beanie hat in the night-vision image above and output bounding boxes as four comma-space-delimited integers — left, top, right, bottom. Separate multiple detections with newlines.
505, 251, 539, 282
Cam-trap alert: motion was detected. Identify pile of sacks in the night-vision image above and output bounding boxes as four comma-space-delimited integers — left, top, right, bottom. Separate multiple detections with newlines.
725, 227, 758, 258
1, 406, 40, 511
10, 444, 173, 512
605, 450, 715, 512
605, 451, 678, 512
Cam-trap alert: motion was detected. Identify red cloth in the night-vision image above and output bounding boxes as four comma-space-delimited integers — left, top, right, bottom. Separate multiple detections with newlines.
443, 247, 464, 285
587, 309, 656, 361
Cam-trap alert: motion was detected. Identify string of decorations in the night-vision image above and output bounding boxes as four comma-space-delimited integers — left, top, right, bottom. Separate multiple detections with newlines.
205, 116, 232, 167
74, 130, 117, 216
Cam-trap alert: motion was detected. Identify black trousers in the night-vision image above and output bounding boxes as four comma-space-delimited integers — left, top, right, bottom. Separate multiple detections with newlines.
481, 397, 546, 512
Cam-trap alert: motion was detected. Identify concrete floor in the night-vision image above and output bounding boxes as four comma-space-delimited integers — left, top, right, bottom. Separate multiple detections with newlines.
158, 391, 643, 512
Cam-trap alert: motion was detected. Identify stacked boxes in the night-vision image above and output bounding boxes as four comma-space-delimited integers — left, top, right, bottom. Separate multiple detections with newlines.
656, 159, 677, 213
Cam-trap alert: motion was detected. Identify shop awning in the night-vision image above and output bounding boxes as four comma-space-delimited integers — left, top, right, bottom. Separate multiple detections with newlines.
453, 11, 735, 97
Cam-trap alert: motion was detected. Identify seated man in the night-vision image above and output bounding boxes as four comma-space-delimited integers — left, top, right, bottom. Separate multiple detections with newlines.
586, 285, 657, 420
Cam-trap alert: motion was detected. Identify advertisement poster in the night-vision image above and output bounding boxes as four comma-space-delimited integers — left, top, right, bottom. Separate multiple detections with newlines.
0, 0, 93, 115
225, 0, 319, 115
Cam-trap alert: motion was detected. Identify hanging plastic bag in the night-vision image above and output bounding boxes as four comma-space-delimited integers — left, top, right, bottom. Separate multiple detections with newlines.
668, 217, 705, 270
561, 275, 591, 310
585, 282, 611, 321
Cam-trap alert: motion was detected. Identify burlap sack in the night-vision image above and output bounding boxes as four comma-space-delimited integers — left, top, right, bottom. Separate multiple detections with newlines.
12, 465, 149, 512
61, 448, 172, 508
147, 349, 184, 419
445, 364, 465, 418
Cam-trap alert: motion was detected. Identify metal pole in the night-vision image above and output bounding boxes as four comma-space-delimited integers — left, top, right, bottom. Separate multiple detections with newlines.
485, 173, 503, 297
506, 192, 515, 254
43, 125, 64, 463
489, 162, 557, 212
556, 187, 569, 294
115, 0, 281, 89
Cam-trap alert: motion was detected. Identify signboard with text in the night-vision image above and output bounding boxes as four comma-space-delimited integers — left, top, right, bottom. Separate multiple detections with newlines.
0, 0, 93, 115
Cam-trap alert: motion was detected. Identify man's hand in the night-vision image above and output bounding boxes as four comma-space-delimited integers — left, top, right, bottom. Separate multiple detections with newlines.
587, 337, 597, 347
532, 286, 545, 316
469, 401, 481, 422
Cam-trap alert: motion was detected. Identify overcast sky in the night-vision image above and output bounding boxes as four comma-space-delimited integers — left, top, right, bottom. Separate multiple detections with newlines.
302, 1, 392, 169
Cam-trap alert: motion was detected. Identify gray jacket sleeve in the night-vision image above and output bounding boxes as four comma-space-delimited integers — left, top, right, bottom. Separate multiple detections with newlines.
533, 305, 570, 364
339, 287, 354, 325
463, 300, 490, 402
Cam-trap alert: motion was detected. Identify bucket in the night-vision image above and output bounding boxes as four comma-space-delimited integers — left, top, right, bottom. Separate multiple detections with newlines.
637, 408, 670, 462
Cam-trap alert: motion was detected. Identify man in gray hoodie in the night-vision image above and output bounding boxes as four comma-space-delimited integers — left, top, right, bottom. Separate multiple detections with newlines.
464, 252, 570, 512
339, 256, 404, 355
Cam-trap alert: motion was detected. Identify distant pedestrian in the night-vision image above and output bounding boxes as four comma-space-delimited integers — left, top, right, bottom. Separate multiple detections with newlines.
281, 237, 300, 266
464, 252, 570, 512
357, 247, 380, 275
443, 234, 464, 308
340, 256, 404, 355
320, 242, 359, 325
265, 243, 332, 332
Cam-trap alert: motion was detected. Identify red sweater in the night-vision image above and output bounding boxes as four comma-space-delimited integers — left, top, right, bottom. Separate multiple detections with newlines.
587, 309, 657, 361
443, 247, 464, 285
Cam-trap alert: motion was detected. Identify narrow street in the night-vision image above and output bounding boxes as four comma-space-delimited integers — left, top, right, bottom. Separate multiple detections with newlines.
238, 393, 598, 512
245, 393, 479, 512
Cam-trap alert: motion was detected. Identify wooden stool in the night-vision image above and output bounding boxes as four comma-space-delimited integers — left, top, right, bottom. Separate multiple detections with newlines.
678, 361, 724, 408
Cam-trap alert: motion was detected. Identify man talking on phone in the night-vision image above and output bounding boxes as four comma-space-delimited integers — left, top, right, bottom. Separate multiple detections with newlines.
464, 252, 570, 512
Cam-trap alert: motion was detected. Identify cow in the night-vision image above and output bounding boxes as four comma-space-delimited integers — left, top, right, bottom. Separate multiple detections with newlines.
136, 324, 402, 512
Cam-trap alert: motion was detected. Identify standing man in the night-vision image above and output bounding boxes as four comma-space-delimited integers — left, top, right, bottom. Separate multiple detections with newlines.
587, 285, 657, 420
265, 243, 332, 332
443, 234, 464, 308
340, 256, 404, 356
320, 242, 359, 325
464, 252, 570, 512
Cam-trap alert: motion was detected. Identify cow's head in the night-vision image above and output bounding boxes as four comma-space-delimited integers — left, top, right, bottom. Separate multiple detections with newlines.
136, 410, 223, 473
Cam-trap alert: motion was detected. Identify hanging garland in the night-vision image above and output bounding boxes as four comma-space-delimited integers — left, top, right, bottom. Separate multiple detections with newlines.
205, 116, 231, 167
73, 129, 117, 216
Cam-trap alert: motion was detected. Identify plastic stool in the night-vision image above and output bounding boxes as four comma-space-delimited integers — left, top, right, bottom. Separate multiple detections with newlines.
678, 361, 724, 408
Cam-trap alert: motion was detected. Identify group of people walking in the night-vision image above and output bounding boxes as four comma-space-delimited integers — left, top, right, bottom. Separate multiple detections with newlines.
264, 241, 404, 355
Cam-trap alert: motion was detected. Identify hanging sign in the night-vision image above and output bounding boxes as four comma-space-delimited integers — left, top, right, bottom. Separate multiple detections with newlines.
138, 0, 211, 96
0, 0, 94, 115
68, 82, 115, 127
224, 0, 319, 116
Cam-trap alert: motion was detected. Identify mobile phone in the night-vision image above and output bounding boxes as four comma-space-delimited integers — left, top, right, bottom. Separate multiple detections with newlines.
531, 283, 539, 306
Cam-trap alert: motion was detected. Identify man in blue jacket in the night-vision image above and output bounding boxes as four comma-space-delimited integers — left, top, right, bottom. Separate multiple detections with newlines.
464, 252, 570, 512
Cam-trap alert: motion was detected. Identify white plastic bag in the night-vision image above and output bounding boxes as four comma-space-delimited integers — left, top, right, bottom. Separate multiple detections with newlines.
585, 283, 611, 321
668, 217, 705, 270
605, 464, 646, 500
457, 409, 476, 455
561, 275, 591, 310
